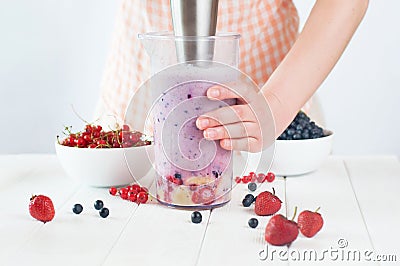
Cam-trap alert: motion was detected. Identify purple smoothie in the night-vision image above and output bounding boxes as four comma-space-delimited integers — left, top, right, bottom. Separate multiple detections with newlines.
153, 80, 235, 207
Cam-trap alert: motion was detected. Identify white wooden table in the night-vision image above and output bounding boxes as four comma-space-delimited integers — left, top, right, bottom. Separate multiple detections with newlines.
0, 154, 399, 266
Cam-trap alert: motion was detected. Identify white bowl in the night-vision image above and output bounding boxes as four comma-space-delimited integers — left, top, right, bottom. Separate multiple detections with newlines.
55, 143, 154, 187
270, 130, 333, 176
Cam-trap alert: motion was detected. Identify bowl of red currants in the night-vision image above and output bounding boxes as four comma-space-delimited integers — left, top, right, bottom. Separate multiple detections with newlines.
55, 124, 154, 187
270, 111, 333, 176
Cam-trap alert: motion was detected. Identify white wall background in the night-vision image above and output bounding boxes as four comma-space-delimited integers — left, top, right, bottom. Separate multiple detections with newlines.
0, 0, 399, 155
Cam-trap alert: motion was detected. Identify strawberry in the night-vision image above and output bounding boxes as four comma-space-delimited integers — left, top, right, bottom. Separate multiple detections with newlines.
29, 195, 55, 223
298, 208, 324, 237
265, 213, 299, 246
254, 188, 282, 216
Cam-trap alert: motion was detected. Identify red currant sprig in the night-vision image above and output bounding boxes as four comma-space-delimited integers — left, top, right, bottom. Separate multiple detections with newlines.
235, 172, 276, 184
109, 184, 150, 204
57, 124, 151, 149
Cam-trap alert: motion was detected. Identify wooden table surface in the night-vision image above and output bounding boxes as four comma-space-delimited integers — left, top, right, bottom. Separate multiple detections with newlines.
0, 154, 399, 266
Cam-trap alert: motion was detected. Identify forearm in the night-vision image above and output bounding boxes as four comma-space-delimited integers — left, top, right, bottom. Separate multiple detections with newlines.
262, 0, 369, 137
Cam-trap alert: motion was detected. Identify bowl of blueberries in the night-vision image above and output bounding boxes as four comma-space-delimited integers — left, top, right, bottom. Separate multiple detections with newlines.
270, 111, 333, 176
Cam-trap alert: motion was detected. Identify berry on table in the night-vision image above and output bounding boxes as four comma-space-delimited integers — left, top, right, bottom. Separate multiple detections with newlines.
256, 173, 265, 183
248, 182, 257, 192
265, 208, 299, 246
128, 192, 138, 202
109, 187, 117, 196
72, 204, 83, 214
94, 200, 104, 210
99, 208, 109, 218
137, 191, 148, 204
242, 194, 254, 207
243, 175, 252, 184
297, 207, 324, 238
130, 184, 141, 193
254, 188, 282, 216
265, 172, 275, 183
29, 195, 55, 223
242, 198, 252, 207
234, 176, 242, 183
120, 191, 129, 200
244, 194, 255, 202
191, 211, 202, 224
248, 218, 259, 228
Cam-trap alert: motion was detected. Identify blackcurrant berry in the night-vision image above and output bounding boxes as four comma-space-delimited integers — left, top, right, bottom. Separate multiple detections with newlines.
248, 218, 259, 228
191, 211, 202, 224
94, 200, 104, 210
99, 207, 109, 218
72, 204, 83, 214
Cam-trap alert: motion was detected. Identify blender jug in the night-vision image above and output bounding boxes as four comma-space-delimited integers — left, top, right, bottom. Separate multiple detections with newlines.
139, 33, 240, 208
138, 0, 240, 208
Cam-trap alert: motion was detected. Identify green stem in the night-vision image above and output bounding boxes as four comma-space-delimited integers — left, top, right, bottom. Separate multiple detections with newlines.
291, 206, 298, 221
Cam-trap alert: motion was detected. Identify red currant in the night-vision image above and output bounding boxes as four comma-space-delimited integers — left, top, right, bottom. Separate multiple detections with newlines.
130, 184, 141, 193
122, 124, 130, 131
242, 175, 251, 184
137, 192, 148, 204
265, 172, 275, 182
109, 187, 117, 196
234, 176, 242, 183
128, 192, 138, 202
120, 192, 129, 200
256, 173, 265, 183
85, 125, 93, 133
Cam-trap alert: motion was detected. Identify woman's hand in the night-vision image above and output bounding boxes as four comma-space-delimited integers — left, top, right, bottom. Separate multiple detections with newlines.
196, 85, 275, 152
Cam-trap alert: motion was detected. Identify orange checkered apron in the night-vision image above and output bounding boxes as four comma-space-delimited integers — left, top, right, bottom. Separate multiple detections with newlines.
95, 0, 302, 133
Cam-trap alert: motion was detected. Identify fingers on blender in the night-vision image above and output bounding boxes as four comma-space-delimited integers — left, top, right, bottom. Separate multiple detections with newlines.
204, 122, 259, 140
207, 85, 240, 100
221, 137, 260, 152
199, 105, 253, 127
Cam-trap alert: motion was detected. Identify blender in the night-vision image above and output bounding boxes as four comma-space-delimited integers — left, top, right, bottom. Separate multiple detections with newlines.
138, 0, 241, 208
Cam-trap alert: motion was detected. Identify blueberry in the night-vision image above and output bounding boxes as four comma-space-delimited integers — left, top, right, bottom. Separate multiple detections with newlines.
301, 132, 310, 139
293, 134, 301, 140
248, 218, 259, 228
99, 207, 109, 218
287, 128, 295, 136
298, 111, 306, 119
244, 194, 255, 202
242, 198, 253, 207
94, 200, 104, 210
174, 173, 182, 179
72, 203, 83, 214
248, 182, 257, 192
296, 124, 303, 131
191, 211, 202, 224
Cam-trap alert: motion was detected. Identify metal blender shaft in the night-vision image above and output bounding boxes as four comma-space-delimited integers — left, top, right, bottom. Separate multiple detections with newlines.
170, 0, 219, 62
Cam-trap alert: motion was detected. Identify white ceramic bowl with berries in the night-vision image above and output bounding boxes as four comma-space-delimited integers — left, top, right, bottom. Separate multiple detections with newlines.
55, 125, 154, 187
270, 111, 333, 176
270, 130, 333, 176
